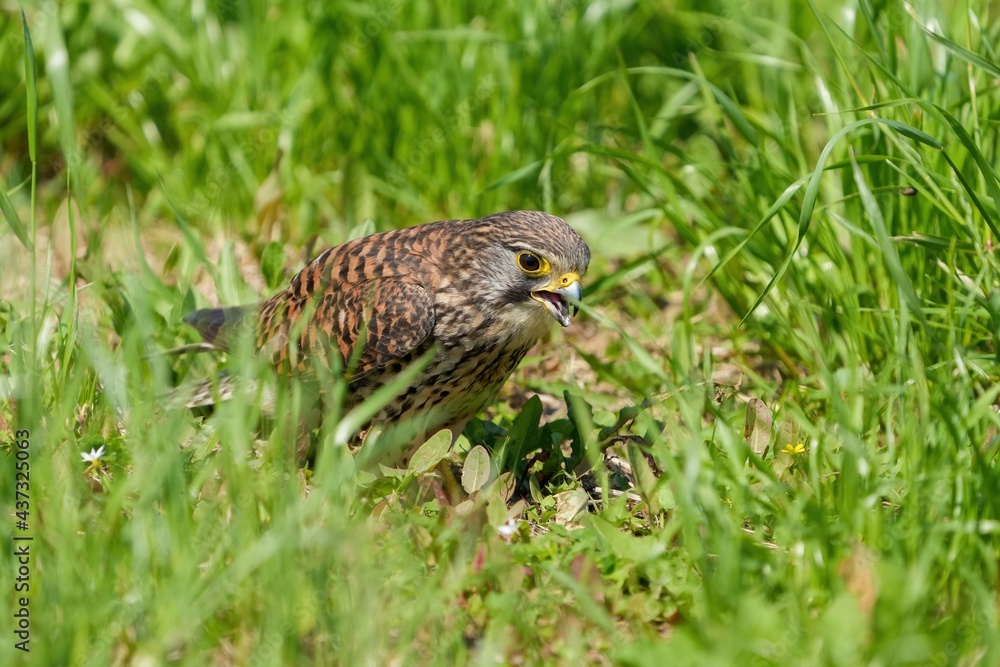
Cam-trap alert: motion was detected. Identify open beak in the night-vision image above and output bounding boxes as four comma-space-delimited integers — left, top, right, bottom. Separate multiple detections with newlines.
531, 278, 583, 328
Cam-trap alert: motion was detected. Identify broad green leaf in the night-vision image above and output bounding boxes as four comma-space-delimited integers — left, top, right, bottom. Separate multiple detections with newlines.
486, 493, 507, 528
744, 398, 773, 458
407, 429, 452, 473
462, 445, 490, 494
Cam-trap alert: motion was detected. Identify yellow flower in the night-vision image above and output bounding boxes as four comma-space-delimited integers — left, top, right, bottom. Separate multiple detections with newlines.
781, 443, 806, 455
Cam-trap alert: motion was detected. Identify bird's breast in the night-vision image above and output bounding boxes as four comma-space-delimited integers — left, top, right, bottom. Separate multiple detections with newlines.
351, 333, 538, 434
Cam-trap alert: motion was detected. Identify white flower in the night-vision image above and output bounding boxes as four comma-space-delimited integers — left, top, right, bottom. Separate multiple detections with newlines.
497, 518, 519, 539
81, 445, 106, 464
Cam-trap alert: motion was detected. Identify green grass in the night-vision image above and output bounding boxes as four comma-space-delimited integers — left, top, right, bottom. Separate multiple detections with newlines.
4, 0, 1000, 664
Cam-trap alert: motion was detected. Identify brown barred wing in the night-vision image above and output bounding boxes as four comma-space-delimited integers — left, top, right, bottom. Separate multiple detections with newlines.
320, 277, 436, 381
256, 276, 436, 382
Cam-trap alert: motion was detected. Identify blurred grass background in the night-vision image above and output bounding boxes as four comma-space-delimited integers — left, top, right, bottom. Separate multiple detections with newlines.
3, 0, 1000, 664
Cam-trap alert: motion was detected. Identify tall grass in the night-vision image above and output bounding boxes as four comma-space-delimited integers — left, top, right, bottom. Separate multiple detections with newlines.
3, 0, 1000, 664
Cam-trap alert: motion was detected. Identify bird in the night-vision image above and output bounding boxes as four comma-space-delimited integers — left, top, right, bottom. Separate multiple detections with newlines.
182, 210, 591, 465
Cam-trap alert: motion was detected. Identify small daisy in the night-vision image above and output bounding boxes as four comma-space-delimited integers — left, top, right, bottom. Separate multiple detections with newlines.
781, 443, 806, 455
81, 445, 106, 473
497, 518, 520, 539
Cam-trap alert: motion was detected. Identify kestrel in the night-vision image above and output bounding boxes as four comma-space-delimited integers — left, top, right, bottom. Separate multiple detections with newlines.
183, 210, 590, 463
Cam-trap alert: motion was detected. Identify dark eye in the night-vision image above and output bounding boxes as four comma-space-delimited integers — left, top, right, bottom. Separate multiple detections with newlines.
517, 252, 542, 273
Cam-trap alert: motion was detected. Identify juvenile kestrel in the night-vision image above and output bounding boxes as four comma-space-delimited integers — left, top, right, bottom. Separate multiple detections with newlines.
183, 210, 590, 462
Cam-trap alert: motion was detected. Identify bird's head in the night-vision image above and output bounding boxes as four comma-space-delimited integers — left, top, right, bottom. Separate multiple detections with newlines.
456, 211, 591, 334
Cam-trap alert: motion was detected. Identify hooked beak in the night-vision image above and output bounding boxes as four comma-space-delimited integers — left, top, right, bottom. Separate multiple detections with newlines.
531, 278, 583, 328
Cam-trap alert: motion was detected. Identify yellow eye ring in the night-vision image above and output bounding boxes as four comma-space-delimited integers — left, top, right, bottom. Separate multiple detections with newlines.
516, 251, 549, 277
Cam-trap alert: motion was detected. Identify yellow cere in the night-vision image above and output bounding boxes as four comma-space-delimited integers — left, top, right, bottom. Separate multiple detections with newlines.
556, 272, 581, 287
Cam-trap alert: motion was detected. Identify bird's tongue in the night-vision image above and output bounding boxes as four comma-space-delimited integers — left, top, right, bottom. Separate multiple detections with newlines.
534, 291, 571, 327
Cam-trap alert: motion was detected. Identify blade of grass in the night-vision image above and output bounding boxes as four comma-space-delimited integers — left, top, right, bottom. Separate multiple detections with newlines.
849, 148, 926, 324
905, 4, 1000, 79
22, 11, 37, 165
333, 346, 438, 446
742, 117, 941, 324
826, 17, 1000, 240
0, 181, 32, 251
43, 10, 75, 166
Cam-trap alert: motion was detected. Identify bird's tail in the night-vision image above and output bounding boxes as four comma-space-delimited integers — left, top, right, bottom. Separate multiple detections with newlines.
167, 371, 273, 411
183, 305, 254, 350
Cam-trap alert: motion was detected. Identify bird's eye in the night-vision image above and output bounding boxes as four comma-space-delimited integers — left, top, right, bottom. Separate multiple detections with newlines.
516, 251, 546, 276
